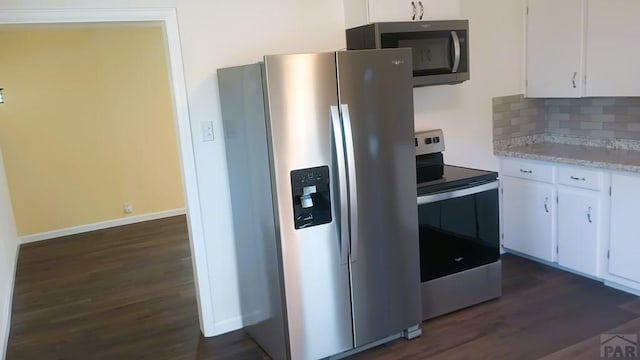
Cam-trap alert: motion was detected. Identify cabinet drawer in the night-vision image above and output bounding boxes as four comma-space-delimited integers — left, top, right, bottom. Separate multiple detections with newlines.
557, 166, 603, 190
501, 159, 554, 183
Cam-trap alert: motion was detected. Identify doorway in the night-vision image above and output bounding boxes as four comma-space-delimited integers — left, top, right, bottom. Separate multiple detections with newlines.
0, 9, 213, 339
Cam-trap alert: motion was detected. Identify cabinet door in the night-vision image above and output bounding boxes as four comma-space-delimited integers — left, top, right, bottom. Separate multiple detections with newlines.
345, 0, 462, 28
526, 0, 585, 97
502, 177, 556, 262
609, 174, 640, 283
557, 187, 600, 276
419, 0, 461, 20
369, 0, 416, 23
585, 0, 640, 96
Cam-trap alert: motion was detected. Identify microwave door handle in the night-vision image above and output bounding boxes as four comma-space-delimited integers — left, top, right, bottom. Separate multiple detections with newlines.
451, 31, 461, 73
330, 106, 349, 265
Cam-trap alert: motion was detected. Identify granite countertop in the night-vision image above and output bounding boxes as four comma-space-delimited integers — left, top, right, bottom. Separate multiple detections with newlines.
494, 138, 640, 173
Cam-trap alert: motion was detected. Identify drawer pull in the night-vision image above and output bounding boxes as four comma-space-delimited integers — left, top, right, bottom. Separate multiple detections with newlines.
587, 206, 593, 223
520, 169, 533, 174
570, 176, 586, 181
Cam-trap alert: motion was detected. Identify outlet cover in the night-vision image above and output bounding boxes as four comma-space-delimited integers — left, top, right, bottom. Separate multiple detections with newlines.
123, 202, 133, 214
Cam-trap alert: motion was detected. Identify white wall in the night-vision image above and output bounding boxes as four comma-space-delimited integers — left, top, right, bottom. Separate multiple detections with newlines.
0, 0, 525, 340
414, 0, 525, 171
0, 146, 19, 359
0, 0, 346, 336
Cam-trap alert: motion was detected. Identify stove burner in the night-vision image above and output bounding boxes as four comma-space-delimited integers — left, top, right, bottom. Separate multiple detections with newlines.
416, 153, 444, 184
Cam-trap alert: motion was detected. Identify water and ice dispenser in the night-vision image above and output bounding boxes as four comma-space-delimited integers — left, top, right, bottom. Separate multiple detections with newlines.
290, 166, 332, 229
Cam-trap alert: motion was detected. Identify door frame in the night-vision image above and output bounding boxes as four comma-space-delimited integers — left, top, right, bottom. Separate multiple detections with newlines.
0, 9, 215, 336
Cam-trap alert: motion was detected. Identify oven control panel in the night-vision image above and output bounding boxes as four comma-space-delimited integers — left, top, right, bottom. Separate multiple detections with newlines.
415, 129, 445, 156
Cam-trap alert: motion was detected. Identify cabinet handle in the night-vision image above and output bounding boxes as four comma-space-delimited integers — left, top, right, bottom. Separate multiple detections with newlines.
572, 72, 577, 89
544, 197, 550, 213
411, 1, 417, 20
519, 169, 533, 174
587, 206, 593, 223
419, 1, 424, 20
570, 176, 586, 181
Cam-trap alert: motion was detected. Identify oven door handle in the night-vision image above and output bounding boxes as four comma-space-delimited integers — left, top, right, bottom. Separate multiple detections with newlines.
417, 181, 499, 205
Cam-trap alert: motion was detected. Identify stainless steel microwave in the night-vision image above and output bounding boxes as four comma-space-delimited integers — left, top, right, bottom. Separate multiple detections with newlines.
346, 20, 469, 87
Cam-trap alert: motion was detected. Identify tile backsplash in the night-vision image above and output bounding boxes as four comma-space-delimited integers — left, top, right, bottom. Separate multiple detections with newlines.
492, 95, 545, 140
493, 95, 640, 140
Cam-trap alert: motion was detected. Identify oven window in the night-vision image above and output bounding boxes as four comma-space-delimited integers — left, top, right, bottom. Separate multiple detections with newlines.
418, 188, 499, 282
399, 38, 451, 75
381, 30, 468, 77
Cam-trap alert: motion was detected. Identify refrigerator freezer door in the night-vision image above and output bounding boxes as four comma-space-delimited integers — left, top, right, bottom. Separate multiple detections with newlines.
218, 63, 288, 360
336, 49, 421, 347
263, 53, 354, 360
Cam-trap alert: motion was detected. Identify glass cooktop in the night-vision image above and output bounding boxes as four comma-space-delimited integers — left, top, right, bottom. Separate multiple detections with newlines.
417, 165, 498, 196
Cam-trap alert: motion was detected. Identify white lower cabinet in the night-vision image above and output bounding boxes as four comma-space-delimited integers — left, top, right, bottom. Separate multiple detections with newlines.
502, 176, 557, 262
609, 173, 640, 285
557, 186, 602, 277
500, 158, 640, 294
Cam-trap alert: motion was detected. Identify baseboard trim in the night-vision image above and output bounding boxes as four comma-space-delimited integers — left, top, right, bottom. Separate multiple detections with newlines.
212, 315, 246, 337
19, 208, 186, 244
241, 310, 266, 328
1, 242, 19, 360
604, 281, 640, 297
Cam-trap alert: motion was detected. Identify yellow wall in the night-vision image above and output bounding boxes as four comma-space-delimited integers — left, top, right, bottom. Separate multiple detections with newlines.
0, 25, 184, 236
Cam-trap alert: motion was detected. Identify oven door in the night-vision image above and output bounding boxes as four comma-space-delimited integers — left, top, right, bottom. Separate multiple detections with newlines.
417, 181, 500, 283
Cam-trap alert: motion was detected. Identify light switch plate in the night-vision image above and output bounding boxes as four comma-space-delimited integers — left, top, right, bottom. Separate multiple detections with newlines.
201, 121, 214, 142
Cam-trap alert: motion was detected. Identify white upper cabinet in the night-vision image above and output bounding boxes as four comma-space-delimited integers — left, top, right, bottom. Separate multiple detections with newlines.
369, 0, 418, 23
344, 0, 461, 29
415, 0, 461, 20
526, 0, 585, 98
526, 0, 640, 97
585, 0, 640, 96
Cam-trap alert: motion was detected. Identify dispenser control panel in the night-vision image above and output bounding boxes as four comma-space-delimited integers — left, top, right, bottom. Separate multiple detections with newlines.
290, 166, 331, 230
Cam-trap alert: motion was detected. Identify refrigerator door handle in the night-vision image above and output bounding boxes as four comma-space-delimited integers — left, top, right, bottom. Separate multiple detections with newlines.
340, 104, 359, 262
330, 105, 349, 265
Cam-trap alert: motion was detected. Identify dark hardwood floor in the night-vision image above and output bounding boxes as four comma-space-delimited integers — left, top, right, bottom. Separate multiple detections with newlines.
6, 215, 640, 359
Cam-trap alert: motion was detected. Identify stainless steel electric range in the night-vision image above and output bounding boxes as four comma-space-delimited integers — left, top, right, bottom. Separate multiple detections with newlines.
415, 129, 502, 320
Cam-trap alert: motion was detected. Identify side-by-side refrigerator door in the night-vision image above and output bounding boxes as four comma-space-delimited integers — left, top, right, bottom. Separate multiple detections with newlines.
262, 53, 354, 360
336, 48, 421, 347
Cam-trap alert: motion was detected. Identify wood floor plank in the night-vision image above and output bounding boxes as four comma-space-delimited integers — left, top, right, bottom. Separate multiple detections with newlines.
541, 317, 640, 360
620, 298, 640, 316
6, 216, 640, 359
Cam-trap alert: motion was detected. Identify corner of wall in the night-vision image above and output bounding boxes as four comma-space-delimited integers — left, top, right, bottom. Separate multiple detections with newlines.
1, 242, 19, 360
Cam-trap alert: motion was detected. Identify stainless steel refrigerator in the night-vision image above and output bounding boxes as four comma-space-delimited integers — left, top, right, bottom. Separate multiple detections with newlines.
218, 48, 421, 360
